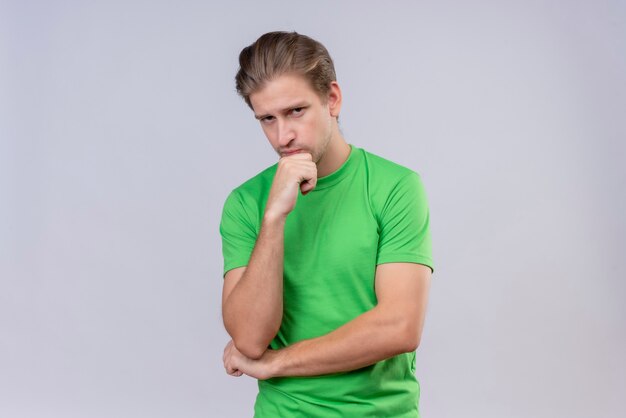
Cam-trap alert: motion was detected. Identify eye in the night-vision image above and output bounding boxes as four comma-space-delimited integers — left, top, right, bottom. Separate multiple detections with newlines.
261, 115, 275, 124
291, 107, 304, 116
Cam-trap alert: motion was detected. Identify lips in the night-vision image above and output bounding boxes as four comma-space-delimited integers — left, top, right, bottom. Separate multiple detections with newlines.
282, 149, 302, 156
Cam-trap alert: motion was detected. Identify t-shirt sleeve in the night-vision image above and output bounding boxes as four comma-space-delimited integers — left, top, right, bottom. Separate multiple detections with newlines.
376, 171, 434, 273
219, 189, 258, 277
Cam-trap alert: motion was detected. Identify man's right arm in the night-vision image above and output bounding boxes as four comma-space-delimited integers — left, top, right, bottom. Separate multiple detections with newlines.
222, 213, 286, 360
221, 153, 317, 360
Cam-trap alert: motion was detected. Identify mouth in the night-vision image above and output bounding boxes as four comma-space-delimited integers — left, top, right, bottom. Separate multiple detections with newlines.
282, 149, 303, 157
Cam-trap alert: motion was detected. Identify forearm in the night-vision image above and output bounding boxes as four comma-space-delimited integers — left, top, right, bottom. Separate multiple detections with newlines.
223, 214, 285, 358
270, 306, 416, 377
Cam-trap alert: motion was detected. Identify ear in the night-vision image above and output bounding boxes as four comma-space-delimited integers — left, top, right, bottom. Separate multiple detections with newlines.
326, 81, 342, 118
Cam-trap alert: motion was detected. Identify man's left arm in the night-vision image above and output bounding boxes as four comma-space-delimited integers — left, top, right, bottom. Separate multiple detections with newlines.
223, 262, 431, 379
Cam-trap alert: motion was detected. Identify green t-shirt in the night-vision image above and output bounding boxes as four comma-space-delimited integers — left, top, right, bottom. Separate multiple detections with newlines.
220, 144, 434, 418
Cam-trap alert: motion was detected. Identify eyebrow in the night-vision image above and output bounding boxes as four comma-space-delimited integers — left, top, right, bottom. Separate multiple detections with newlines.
254, 102, 309, 120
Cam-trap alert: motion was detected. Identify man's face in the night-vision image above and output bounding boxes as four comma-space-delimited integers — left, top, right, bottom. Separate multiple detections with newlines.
249, 73, 335, 163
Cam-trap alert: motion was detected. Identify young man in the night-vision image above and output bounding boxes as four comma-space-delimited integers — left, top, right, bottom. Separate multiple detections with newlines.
220, 31, 434, 417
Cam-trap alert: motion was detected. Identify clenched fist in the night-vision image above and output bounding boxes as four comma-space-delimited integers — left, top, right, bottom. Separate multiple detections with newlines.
223, 339, 279, 381
264, 152, 317, 220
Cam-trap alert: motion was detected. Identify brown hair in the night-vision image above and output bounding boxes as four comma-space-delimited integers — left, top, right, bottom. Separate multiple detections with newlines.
235, 31, 337, 109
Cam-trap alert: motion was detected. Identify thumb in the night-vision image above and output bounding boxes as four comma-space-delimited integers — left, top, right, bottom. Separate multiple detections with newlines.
300, 179, 316, 195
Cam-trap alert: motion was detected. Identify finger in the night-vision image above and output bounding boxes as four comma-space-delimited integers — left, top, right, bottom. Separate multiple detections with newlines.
225, 362, 237, 374
301, 174, 317, 192
284, 152, 312, 161
300, 168, 318, 194
223, 341, 232, 362
227, 366, 243, 377
301, 180, 314, 195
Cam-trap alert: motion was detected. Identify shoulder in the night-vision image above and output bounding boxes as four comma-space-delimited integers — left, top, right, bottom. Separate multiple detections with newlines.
356, 147, 428, 220
358, 146, 422, 189
221, 163, 277, 231
225, 163, 278, 205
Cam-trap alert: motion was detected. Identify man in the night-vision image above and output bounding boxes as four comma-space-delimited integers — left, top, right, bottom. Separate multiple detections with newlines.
220, 31, 434, 417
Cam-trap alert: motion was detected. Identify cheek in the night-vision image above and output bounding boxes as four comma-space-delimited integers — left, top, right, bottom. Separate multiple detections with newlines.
307, 113, 327, 136
296, 117, 314, 140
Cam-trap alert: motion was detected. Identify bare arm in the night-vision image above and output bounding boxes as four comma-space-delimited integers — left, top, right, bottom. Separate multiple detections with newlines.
221, 153, 317, 359
222, 214, 285, 359
223, 262, 432, 378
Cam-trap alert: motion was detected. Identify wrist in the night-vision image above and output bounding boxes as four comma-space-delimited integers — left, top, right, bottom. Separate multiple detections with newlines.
263, 349, 281, 380
263, 210, 287, 225
265, 348, 286, 379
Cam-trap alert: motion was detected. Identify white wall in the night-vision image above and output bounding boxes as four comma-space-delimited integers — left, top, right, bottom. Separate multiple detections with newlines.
1, 0, 624, 417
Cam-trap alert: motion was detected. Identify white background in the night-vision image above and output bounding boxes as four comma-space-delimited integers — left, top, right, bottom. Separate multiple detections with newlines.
1, 0, 625, 417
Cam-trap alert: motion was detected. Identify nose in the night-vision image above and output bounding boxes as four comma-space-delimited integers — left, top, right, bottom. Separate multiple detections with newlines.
277, 118, 295, 147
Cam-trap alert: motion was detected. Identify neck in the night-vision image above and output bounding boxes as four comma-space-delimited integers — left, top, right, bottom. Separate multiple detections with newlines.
316, 127, 350, 178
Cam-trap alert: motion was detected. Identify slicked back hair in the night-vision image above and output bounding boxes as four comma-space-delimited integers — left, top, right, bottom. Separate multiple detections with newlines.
235, 31, 337, 110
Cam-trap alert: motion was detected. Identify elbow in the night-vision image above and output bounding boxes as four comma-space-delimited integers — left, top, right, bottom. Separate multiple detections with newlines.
232, 338, 269, 360
402, 335, 420, 353
377, 308, 422, 354
223, 318, 275, 360
224, 321, 279, 360
398, 322, 421, 353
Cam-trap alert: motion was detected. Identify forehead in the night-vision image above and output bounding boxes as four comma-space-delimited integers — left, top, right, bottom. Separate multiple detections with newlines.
249, 73, 322, 114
